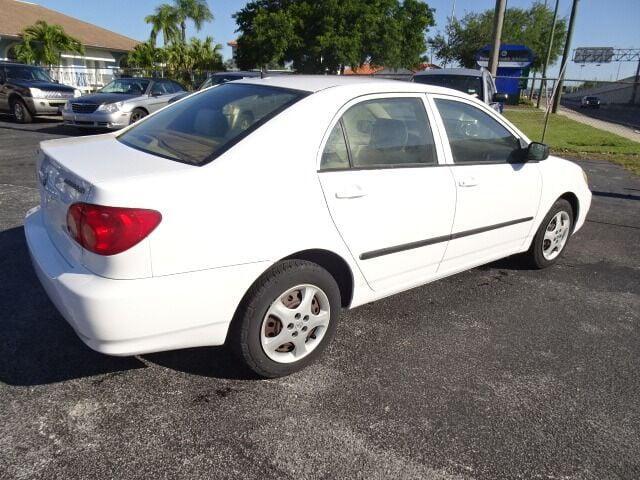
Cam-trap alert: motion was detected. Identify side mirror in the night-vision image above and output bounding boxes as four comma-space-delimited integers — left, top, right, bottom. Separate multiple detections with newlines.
493, 92, 508, 102
150, 91, 163, 97
526, 142, 550, 161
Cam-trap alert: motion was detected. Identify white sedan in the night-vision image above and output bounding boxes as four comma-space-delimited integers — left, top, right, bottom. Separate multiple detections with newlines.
25, 76, 591, 377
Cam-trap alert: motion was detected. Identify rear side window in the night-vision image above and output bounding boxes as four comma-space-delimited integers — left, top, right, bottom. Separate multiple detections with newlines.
339, 97, 437, 168
118, 83, 307, 166
321, 122, 350, 170
435, 98, 521, 163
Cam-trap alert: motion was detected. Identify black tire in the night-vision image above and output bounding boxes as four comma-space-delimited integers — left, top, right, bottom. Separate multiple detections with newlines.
230, 260, 342, 378
129, 108, 147, 124
525, 198, 574, 269
11, 98, 33, 123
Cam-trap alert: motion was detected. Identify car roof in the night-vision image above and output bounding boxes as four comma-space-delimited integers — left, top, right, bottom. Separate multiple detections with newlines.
0, 62, 44, 67
413, 68, 485, 77
212, 71, 261, 77
234, 74, 456, 94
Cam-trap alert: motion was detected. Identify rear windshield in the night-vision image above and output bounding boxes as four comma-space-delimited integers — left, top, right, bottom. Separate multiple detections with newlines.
414, 74, 484, 100
118, 83, 307, 165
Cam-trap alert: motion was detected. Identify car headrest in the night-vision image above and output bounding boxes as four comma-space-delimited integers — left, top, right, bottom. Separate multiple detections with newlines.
370, 118, 408, 149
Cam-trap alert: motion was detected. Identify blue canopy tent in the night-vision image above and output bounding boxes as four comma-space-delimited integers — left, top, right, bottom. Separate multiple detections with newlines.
476, 45, 534, 104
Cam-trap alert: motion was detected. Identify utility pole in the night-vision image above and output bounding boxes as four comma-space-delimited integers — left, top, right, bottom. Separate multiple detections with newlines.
488, 0, 507, 76
630, 56, 640, 105
552, 0, 579, 113
537, 0, 560, 108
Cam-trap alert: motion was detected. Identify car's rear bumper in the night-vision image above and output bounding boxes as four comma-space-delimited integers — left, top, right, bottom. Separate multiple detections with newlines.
62, 110, 131, 129
24, 207, 269, 356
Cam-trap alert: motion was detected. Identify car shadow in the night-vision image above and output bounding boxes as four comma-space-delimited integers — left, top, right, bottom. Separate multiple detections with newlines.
592, 190, 640, 202
144, 347, 261, 381
0, 226, 146, 386
0, 225, 259, 385
0, 114, 94, 136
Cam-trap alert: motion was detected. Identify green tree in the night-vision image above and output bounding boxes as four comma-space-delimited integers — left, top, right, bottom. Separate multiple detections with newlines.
430, 1, 567, 70
15, 20, 84, 66
145, 4, 180, 47
122, 41, 164, 70
233, 0, 435, 73
173, 0, 214, 43
188, 36, 224, 71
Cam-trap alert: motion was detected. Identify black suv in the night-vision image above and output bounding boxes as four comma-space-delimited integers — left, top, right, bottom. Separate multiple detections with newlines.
0, 62, 77, 123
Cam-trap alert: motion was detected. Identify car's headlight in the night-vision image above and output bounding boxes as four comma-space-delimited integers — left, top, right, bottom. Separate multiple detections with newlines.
30, 87, 44, 98
98, 102, 123, 113
73, 89, 81, 98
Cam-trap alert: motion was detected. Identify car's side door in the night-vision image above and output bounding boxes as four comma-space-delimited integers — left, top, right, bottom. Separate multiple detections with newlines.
0, 67, 8, 112
429, 94, 541, 274
318, 94, 457, 294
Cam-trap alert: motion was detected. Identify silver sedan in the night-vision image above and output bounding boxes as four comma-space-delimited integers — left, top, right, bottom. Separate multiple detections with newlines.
62, 77, 185, 130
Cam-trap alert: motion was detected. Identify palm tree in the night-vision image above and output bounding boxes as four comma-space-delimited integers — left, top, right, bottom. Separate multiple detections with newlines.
188, 36, 223, 71
173, 0, 213, 43
16, 20, 84, 66
123, 41, 163, 70
145, 4, 181, 47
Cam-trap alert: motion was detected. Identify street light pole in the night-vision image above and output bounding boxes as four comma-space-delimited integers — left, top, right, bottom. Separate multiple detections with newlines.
488, 0, 507, 76
551, 0, 579, 113
537, 0, 560, 108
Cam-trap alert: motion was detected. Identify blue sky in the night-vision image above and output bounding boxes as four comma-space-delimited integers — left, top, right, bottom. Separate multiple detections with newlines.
30, 0, 640, 80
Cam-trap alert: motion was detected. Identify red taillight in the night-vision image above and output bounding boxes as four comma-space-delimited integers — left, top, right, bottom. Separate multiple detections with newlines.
66, 203, 162, 256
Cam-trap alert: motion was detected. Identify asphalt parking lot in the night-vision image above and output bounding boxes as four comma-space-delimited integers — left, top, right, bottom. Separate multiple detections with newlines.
1, 115, 639, 480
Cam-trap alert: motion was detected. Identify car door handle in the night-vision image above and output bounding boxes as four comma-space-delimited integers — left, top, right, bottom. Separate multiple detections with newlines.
335, 186, 367, 199
458, 177, 478, 187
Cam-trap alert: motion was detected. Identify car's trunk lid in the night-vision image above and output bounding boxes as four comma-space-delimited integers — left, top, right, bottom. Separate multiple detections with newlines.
37, 134, 193, 277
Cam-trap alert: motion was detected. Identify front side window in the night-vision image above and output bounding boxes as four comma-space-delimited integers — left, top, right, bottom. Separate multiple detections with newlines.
118, 83, 307, 166
339, 97, 437, 168
435, 98, 521, 164
6, 65, 52, 82
100, 78, 150, 95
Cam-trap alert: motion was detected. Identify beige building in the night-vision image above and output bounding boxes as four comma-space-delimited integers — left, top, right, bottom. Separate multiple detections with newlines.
0, 0, 138, 91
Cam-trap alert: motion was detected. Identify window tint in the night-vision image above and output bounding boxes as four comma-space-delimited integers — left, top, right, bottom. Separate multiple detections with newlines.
414, 74, 483, 99
341, 98, 437, 168
435, 99, 521, 163
118, 83, 306, 166
321, 122, 349, 170
170, 81, 185, 93
151, 81, 171, 95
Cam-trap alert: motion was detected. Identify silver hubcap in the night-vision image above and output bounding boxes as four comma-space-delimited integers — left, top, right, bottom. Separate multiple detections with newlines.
543, 211, 571, 260
14, 103, 24, 121
260, 284, 330, 364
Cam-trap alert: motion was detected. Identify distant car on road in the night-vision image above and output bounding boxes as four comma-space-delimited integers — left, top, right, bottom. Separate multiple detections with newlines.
26, 76, 591, 378
62, 77, 185, 130
169, 71, 263, 104
0, 61, 79, 123
580, 96, 601, 109
412, 68, 507, 112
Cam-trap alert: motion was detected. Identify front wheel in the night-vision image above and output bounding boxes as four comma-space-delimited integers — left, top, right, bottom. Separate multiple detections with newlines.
230, 260, 341, 378
129, 108, 147, 124
525, 199, 574, 269
12, 98, 33, 123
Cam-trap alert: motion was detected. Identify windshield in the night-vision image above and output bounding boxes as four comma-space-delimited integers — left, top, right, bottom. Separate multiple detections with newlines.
414, 74, 484, 100
99, 78, 150, 95
118, 83, 308, 166
6, 65, 52, 82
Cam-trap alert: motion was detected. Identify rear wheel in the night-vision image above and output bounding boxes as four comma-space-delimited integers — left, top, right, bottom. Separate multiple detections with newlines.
525, 199, 574, 269
231, 260, 341, 378
129, 108, 147, 124
11, 98, 32, 123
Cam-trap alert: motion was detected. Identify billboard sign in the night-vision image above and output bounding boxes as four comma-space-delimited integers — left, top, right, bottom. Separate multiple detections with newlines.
573, 47, 614, 64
